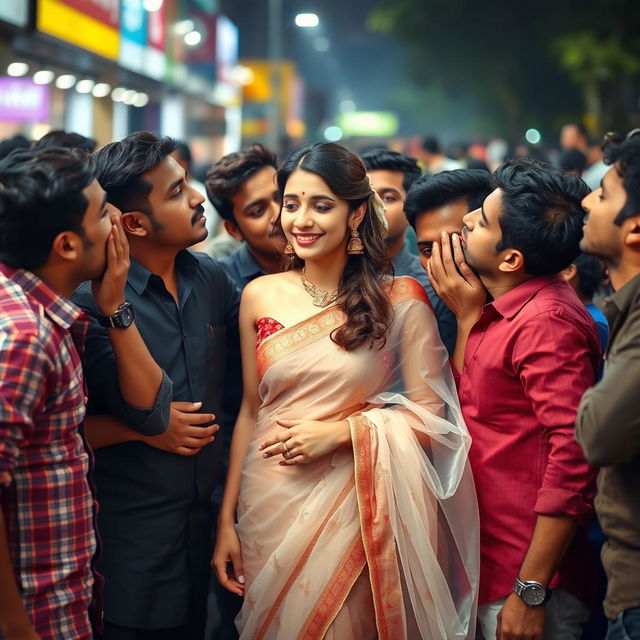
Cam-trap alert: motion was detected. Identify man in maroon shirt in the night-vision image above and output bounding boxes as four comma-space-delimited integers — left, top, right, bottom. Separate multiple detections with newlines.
429, 158, 599, 640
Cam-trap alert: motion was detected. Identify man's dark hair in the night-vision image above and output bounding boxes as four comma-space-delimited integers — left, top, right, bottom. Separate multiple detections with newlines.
173, 140, 192, 168
573, 253, 606, 300
35, 130, 97, 152
92, 131, 175, 216
559, 148, 587, 175
361, 148, 422, 193
0, 147, 94, 270
421, 135, 443, 155
492, 158, 590, 276
404, 169, 492, 228
602, 131, 640, 225
0, 134, 30, 160
205, 144, 277, 222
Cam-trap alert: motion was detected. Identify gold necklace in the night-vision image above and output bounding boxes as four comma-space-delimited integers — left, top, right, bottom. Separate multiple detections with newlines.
300, 269, 339, 307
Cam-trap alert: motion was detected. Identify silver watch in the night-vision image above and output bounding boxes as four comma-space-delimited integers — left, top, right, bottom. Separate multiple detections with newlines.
513, 577, 551, 606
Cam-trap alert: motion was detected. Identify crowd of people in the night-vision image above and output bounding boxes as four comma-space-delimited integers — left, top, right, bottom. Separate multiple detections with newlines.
0, 125, 638, 640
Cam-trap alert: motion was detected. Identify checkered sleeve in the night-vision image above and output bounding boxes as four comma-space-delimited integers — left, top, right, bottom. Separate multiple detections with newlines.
0, 331, 51, 476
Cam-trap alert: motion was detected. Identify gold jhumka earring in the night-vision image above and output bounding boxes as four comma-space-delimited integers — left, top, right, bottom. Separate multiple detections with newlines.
346, 228, 364, 255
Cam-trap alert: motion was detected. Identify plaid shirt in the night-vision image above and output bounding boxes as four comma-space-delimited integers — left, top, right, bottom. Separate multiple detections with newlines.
0, 263, 96, 640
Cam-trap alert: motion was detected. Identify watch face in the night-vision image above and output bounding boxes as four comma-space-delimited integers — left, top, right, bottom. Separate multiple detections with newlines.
119, 307, 134, 327
522, 583, 546, 606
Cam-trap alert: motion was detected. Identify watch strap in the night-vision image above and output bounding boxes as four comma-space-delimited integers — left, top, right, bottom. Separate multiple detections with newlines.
96, 302, 134, 329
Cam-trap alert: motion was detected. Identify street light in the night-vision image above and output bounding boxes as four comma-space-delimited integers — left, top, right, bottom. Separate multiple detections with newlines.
295, 13, 319, 28
143, 0, 163, 11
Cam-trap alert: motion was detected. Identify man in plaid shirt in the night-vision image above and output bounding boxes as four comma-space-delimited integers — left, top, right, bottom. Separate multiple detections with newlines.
0, 147, 167, 639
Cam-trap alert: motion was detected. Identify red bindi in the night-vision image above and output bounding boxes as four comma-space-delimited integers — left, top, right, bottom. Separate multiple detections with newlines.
302, 191, 305, 195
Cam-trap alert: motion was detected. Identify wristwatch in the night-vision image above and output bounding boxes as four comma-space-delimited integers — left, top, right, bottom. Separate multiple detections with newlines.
513, 577, 551, 606
97, 302, 135, 329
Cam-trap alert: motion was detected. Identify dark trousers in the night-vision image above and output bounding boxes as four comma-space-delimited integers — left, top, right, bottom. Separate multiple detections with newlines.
607, 607, 640, 640
99, 606, 206, 640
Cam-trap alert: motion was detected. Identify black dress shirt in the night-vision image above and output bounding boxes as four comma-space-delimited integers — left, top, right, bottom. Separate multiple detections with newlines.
218, 243, 265, 290
73, 250, 241, 630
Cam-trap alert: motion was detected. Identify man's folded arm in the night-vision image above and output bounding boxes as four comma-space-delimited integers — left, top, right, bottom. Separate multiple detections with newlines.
73, 285, 172, 436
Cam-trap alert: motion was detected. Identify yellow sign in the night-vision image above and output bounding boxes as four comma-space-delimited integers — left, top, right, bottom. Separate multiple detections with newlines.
37, 0, 119, 61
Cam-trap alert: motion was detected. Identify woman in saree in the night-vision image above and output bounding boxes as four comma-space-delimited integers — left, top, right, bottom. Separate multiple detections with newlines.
213, 143, 479, 639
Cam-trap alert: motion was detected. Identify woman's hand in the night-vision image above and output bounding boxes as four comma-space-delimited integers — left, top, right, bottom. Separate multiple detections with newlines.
212, 522, 245, 596
259, 419, 351, 465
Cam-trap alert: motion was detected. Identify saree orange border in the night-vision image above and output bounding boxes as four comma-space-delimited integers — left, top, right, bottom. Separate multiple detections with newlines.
299, 534, 367, 639
389, 275, 430, 307
256, 307, 344, 380
351, 415, 405, 639
255, 475, 356, 640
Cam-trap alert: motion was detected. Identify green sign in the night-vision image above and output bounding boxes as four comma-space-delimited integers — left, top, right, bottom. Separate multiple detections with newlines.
337, 111, 399, 137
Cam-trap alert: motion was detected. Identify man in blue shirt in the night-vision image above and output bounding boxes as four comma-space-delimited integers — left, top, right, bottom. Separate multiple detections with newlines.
362, 148, 458, 353
205, 144, 285, 290
403, 168, 493, 354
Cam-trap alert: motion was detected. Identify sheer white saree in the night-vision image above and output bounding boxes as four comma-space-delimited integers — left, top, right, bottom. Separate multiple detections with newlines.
235, 276, 479, 639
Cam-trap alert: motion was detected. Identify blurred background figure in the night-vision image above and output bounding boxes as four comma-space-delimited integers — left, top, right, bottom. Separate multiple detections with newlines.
559, 148, 588, 177
560, 122, 608, 189
34, 129, 96, 152
172, 140, 220, 252
560, 122, 590, 153
419, 135, 463, 173
561, 254, 609, 352
464, 142, 491, 172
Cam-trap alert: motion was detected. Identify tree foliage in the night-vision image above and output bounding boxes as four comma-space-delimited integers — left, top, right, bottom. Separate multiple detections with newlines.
369, 0, 640, 140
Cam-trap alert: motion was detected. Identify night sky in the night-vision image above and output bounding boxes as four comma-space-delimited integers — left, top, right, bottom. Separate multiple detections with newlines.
220, 0, 411, 131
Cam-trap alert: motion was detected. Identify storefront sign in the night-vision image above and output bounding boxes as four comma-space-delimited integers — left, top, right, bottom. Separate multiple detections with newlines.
146, 1, 166, 80
120, 0, 148, 73
0, 77, 50, 122
337, 111, 399, 137
37, 0, 120, 60
214, 15, 238, 86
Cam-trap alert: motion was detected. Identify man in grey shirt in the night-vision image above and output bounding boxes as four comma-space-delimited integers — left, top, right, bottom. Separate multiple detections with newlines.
576, 131, 640, 640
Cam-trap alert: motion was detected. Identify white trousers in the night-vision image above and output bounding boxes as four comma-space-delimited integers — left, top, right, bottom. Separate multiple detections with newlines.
477, 589, 590, 640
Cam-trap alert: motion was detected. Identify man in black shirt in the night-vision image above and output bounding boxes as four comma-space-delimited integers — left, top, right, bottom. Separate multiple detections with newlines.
73, 132, 241, 640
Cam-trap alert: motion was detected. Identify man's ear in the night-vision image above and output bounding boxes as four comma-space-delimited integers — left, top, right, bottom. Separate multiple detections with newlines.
51, 231, 83, 262
623, 215, 640, 248
498, 248, 525, 274
121, 211, 150, 237
224, 219, 244, 243
560, 263, 578, 283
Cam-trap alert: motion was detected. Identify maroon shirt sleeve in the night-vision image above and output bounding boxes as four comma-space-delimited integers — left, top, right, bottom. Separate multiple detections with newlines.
512, 308, 598, 525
